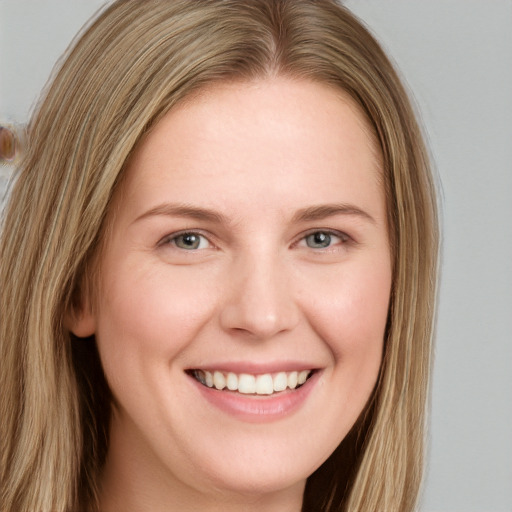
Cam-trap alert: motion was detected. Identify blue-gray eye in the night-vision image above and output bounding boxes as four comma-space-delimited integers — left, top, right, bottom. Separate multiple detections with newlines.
305, 231, 335, 248
173, 233, 205, 250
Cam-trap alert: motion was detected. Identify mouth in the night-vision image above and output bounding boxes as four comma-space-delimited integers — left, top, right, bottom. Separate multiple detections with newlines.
188, 369, 315, 396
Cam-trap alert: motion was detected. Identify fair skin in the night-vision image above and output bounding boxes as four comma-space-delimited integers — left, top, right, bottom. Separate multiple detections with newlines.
71, 77, 391, 512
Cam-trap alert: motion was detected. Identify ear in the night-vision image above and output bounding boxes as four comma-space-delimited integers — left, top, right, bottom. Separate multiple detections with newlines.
65, 298, 96, 338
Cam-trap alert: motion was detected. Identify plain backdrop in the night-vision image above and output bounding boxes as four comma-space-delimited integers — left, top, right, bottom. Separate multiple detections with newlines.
1, 1, 511, 511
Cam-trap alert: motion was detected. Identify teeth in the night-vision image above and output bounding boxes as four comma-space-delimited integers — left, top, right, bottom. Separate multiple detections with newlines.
194, 369, 312, 395
238, 374, 256, 394
298, 370, 309, 385
194, 370, 207, 386
226, 372, 238, 391
288, 371, 298, 389
255, 374, 273, 395
273, 372, 287, 392
213, 371, 226, 390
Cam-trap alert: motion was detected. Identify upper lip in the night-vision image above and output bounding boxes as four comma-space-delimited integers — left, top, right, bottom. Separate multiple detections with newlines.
186, 361, 320, 374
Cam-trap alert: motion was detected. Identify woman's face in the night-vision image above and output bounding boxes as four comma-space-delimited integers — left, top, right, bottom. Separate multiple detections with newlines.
72, 77, 392, 507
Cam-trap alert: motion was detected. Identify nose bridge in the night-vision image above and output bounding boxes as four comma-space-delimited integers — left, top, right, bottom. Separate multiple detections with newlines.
220, 246, 299, 339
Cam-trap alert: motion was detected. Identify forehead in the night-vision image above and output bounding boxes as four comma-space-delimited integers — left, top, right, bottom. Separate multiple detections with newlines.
116, 77, 383, 220
146, 77, 381, 163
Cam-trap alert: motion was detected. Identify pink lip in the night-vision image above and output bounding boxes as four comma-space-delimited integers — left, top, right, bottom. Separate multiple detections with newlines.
187, 370, 320, 423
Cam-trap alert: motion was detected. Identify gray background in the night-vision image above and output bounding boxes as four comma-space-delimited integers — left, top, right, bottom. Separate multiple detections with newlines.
1, 1, 511, 511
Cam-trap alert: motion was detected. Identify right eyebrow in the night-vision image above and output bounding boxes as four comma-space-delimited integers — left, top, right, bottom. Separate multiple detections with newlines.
133, 202, 228, 225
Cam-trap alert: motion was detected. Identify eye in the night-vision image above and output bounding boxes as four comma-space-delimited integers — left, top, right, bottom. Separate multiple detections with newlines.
167, 232, 210, 250
302, 230, 348, 249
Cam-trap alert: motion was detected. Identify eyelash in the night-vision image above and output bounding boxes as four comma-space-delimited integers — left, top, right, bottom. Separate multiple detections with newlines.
159, 229, 351, 252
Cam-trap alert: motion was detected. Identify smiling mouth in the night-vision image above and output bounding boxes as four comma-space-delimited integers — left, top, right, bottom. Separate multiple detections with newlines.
189, 369, 314, 395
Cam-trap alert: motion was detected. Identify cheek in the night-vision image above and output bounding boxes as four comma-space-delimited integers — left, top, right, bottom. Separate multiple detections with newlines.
94, 262, 219, 379
292, 259, 391, 458
303, 259, 391, 362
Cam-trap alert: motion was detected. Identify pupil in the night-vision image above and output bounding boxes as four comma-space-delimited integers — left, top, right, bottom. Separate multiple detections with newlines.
176, 233, 199, 249
181, 233, 198, 248
310, 232, 330, 248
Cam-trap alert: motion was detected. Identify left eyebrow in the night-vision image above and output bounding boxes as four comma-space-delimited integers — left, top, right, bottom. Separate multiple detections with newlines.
291, 203, 376, 225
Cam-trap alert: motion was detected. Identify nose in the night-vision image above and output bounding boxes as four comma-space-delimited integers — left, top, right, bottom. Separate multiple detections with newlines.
219, 251, 300, 340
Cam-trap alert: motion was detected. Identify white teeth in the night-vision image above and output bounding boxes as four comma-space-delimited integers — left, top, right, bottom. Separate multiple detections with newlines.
298, 370, 309, 385
238, 374, 256, 394
226, 372, 238, 391
256, 374, 274, 395
273, 372, 288, 392
195, 369, 312, 395
287, 371, 298, 389
213, 371, 226, 390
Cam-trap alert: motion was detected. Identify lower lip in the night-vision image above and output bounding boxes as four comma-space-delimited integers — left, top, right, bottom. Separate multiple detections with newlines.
189, 371, 320, 423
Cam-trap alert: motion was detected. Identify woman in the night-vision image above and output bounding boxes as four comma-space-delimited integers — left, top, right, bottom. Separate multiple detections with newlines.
0, 1, 439, 511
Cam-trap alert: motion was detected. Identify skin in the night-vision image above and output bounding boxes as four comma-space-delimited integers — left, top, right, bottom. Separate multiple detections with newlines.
70, 77, 392, 512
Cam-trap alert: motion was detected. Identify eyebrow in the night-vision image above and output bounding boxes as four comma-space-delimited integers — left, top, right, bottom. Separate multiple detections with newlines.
134, 203, 228, 224
291, 203, 376, 224
134, 202, 376, 225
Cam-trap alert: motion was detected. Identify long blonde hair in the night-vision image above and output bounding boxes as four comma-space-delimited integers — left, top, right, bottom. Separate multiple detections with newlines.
0, 1, 439, 511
